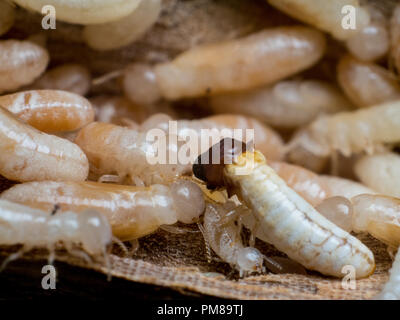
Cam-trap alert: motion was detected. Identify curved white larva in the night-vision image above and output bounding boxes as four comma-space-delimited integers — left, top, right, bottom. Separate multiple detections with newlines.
319, 175, 377, 199
267, 0, 370, 40
0, 0, 15, 36
0, 40, 49, 93
153, 26, 325, 100
0, 106, 89, 182
228, 151, 375, 278
12, 0, 143, 25
83, 0, 161, 51
210, 80, 353, 129
354, 152, 400, 198
1, 180, 205, 241
0, 199, 112, 260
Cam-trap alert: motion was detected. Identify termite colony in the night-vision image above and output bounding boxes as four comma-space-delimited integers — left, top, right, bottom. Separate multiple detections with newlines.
1, 0, 400, 299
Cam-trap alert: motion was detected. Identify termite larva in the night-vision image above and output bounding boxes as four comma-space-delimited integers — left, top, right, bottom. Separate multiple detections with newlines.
193, 138, 375, 278
123, 26, 326, 104
0, 90, 94, 133
1, 179, 205, 241
0, 40, 49, 93
83, 0, 161, 51
0, 106, 89, 182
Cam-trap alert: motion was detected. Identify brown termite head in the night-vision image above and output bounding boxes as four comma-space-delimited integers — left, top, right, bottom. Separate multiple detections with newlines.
193, 138, 247, 189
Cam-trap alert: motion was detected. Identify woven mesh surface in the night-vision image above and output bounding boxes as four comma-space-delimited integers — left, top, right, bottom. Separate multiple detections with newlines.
1, 0, 397, 300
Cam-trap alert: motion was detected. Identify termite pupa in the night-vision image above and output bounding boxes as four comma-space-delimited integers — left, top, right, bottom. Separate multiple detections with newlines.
0, 90, 94, 133
1, 179, 205, 241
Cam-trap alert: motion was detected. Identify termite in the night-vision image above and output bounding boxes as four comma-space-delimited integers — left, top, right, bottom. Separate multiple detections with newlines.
83, 0, 161, 51
193, 138, 375, 278
0, 106, 88, 182
122, 26, 326, 104
0, 90, 94, 133
1, 179, 206, 241
0, 40, 49, 93
0, 199, 112, 271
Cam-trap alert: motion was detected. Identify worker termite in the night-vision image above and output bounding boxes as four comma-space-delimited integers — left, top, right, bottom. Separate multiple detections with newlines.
354, 152, 400, 198
0, 199, 112, 271
0, 90, 94, 133
0, 40, 49, 93
337, 55, 400, 108
193, 138, 375, 278
30, 64, 91, 96
0, 106, 88, 182
12, 0, 143, 25
1, 179, 205, 241
123, 26, 326, 104
83, 0, 161, 51
210, 79, 352, 129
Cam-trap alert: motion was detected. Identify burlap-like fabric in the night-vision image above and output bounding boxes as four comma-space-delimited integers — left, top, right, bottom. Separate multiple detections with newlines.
1, 0, 397, 299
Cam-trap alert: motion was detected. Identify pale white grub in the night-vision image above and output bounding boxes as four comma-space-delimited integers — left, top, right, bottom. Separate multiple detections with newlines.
355, 152, 400, 198
267, 0, 370, 40
75, 122, 192, 185
0, 0, 15, 36
123, 26, 326, 103
377, 248, 400, 299
31, 64, 91, 96
83, 0, 161, 51
0, 199, 112, 270
210, 80, 353, 129
337, 55, 400, 108
0, 40, 49, 93
288, 100, 400, 158
346, 5, 389, 61
228, 152, 375, 278
1, 179, 205, 241
0, 106, 88, 182
318, 175, 376, 199
12, 0, 143, 25
0, 90, 94, 133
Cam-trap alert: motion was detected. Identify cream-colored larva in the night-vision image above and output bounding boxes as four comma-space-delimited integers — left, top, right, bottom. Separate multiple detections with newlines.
377, 248, 400, 300
12, 0, 143, 25
83, 0, 161, 51
1, 179, 205, 241
0, 90, 94, 133
0, 199, 112, 270
123, 26, 326, 104
0, 40, 49, 93
0, 106, 89, 182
